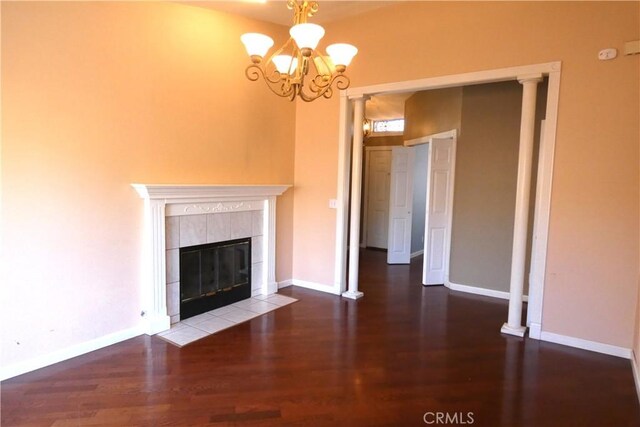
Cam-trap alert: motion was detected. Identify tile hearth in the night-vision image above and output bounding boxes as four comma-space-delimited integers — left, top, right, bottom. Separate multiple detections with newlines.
156, 294, 298, 347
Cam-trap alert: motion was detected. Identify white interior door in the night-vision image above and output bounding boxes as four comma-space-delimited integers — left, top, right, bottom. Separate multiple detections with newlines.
366, 150, 392, 248
387, 146, 415, 264
423, 137, 456, 285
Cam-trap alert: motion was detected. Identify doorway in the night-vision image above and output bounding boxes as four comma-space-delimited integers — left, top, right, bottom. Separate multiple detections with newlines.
335, 62, 561, 340
362, 131, 456, 284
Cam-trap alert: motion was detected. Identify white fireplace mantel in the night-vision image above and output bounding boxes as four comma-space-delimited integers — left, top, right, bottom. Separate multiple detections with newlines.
132, 184, 291, 201
132, 184, 291, 335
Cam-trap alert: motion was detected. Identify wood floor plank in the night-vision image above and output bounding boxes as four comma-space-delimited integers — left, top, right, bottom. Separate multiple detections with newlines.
2, 250, 639, 426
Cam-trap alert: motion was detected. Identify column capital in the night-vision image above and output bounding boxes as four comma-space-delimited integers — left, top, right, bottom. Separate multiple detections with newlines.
517, 73, 544, 84
350, 94, 371, 102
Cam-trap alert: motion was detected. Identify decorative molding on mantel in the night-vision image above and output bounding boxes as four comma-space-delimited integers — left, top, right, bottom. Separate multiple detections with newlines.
131, 183, 291, 335
132, 184, 291, 201
166, 201, 262, 217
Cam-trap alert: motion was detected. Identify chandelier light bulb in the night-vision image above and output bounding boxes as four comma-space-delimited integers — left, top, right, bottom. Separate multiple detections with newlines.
240, 33, 274, 58
313, 56, 335, 76
273, 55, 299, 75
289, 23, 325, 50
326, 43, 358, 68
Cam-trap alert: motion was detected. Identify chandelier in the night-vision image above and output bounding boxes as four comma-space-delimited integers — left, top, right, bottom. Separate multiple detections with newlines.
240, 0, 358, 102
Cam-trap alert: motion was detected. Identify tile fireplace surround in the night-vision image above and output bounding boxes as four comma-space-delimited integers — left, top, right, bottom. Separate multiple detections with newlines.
132, 184, 291, 335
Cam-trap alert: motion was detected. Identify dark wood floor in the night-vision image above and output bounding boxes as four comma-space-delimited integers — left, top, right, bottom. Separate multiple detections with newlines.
2, 250, 639, 426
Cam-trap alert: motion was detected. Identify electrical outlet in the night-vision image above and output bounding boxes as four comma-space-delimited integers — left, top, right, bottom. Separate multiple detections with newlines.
329, 199, 338, 209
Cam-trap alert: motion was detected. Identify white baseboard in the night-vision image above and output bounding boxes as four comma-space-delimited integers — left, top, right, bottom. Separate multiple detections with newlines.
539, 331, 632, 359
0, 324, 144, 381
290, 279, 341, 295
278, 279, 293, 289
445, 280, 529, 302
410, 250, 424, 259
632, 351, 640, 403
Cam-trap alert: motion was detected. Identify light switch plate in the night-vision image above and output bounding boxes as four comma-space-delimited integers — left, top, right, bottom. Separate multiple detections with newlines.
624, 40, 640, 56
329, 199, 338, 209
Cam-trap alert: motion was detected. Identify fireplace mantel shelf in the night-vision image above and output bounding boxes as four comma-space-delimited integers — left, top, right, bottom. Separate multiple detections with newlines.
132, 184, 292, 201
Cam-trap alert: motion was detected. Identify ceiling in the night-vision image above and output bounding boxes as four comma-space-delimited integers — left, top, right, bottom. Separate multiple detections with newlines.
366, 92, 414, 121
183, 1, 397, 26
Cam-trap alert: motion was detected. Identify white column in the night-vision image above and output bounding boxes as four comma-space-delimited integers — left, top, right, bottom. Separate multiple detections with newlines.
501, 74, 543, 337
265, 196, 278, 295
145, 199, 171, 335
343, 96, 367, 300
334, 93, 353, 293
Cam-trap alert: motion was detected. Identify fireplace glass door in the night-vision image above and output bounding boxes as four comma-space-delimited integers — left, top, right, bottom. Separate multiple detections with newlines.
179, 238, 251, 320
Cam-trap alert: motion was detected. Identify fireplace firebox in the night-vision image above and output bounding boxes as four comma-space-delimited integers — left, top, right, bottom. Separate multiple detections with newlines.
179, 238, 251, 320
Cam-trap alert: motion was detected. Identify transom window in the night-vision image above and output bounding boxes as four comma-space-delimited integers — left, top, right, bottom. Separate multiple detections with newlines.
373, 119, 404, 133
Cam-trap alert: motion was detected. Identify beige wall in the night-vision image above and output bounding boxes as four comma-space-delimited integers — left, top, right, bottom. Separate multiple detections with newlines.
636, 172, 640, 370
292, 1, 639, 348
291, 96, 339, 287
404, 88, 462, 141
449, 82, 532, 292
1, 2, 295, 367
402, 82, 537, 293
635, 278, 640, 367
405, 81, 545, 294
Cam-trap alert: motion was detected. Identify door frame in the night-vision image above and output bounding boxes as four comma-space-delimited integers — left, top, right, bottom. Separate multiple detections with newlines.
362, 145, 395, 248
333, 62, 561, 340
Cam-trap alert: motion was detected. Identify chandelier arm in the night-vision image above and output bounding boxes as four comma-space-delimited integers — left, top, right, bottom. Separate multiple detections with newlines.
289, 84, 298, 101
246, 65, 297, 99
263, 38, 295, 71
310, 74, 330, 90
245, 65, 281, 86
245, 64, 264, 82
333, 74, 351, 91
298, 88, 324, 102
299, 73, 350, 102
268, 78, 296, 99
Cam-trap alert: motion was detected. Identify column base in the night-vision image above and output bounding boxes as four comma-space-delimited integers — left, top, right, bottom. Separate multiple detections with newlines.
266, 281, 278, 295
342, 290, 364, 300
501, 323, 527, 337
143, 313, 171, 336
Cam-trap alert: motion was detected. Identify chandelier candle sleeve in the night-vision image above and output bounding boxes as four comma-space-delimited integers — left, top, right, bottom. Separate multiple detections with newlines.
240, 0, 357, 102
